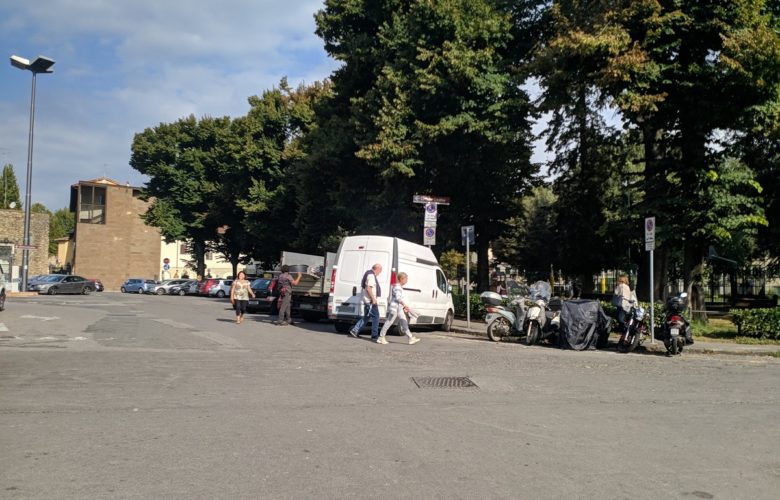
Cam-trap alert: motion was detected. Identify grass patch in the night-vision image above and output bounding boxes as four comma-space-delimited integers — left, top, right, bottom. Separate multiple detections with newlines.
689, 318, 780, 345
771, 351, 780, 358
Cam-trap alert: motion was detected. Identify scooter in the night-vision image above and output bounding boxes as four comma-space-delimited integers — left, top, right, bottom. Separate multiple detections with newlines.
617, 300, 648, 353
660, 292, 693, 355
523, 281, 560, 346
482, 288, 528, 342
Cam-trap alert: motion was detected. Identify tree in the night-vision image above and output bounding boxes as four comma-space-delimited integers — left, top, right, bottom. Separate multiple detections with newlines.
48, 208, 75, 256
312, 0, 538, 290
1, 164, 21, 210
130, 115, 226, 277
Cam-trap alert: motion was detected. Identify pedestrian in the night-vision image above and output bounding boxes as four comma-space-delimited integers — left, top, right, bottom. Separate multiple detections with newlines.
349, 263, 382, 340
274, 265, 302, 325
612, 274, 633, 332
174, 270, 179, 279
376, 272, 420, 345
230, 271, 255, 325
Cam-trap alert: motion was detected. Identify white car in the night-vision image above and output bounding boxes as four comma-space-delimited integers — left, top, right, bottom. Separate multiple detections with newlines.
208, 279, 234, 298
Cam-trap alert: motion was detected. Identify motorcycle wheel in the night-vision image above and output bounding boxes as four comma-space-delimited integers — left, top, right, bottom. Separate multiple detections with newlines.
487, 317, 511, 342
524, 322, 540, 346
670, 336, 679, 355
619, 329, 641, 353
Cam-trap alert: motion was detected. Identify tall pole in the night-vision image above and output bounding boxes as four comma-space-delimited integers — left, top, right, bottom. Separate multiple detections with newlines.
650, 249, 655, 344
20, 73, 37, 292
466, 237, 471, 329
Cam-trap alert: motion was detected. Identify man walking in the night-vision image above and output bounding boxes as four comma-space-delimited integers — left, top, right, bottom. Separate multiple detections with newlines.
349, 263, 382, 340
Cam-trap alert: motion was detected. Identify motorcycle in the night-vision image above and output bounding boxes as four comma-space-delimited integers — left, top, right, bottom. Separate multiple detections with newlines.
617, 300, 648, 353
481, 287, 528, 342
523, 281, 560, 346
661, 292, 693, 356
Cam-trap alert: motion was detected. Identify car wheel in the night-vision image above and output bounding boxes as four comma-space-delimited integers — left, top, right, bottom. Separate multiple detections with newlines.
48, 287, 58, 295
0, 291, 5, 311
120, 287, 126, 293
138, 287, 144, 294
82, 286, 92, 295
156, 289, 165, 295
216, 290, 226, 298
178, 289, 186, 296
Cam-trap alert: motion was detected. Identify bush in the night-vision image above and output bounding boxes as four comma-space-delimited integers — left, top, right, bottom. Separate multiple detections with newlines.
452, 291, 487, 320
730, 308, 780, 340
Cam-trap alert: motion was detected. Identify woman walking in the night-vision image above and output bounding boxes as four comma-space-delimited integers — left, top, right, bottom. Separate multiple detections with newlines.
230, 271, 255, 325
376, 272, 420, 345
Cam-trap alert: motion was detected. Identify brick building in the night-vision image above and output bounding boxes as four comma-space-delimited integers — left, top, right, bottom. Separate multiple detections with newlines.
70, 178, 161, 290
0, 209, 50, 287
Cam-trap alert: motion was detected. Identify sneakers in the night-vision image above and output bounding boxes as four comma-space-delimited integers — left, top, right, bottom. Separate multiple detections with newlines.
348, 329, 359, 338
376, 337, 388, 344
408, 336, 421, 345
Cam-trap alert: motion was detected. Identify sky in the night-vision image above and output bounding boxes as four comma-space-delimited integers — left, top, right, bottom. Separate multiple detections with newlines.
1, 0, 550, 212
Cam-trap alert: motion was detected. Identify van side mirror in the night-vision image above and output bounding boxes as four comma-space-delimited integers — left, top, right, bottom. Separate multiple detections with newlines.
352, 286, 357, 296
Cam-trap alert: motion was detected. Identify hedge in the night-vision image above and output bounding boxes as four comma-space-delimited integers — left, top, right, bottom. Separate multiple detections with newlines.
730, 308, 780, 340
452, 292, 487, 320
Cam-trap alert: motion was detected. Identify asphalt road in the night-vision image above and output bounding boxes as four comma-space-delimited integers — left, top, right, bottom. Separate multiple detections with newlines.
1, 293, 778, 499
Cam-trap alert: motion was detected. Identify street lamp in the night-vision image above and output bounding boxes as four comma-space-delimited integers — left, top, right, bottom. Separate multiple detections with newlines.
10, 54, 55, 292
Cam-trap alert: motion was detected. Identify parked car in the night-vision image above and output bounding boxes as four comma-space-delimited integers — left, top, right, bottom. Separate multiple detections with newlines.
28, 274, 94, 295
247, 277, 278, 314
150, 279, 190, 295
198, 278, 218, 296
121, 278, 158, 293
208, 279, 234, 298
168, 279, 199, 296
88, 278, 104, 292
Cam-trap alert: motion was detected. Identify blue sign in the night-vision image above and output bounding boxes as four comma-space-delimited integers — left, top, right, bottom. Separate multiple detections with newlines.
163, 263, 170, 271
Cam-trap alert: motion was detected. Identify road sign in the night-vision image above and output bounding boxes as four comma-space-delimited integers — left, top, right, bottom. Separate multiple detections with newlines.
15, 245, 37, 250
163, 263, 170, 271
645, 216, 655, 251
461, 225, 475, 246
424, 202, 437, 224
423, 226, 436, 246
413, 194, 450, 205
163, 257, 170, 264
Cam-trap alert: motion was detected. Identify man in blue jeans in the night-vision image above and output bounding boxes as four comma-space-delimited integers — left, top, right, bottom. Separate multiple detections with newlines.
349, 263, 382, 339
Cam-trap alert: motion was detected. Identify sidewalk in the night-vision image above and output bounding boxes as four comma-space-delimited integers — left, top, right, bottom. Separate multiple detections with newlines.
450, 318, 780, 357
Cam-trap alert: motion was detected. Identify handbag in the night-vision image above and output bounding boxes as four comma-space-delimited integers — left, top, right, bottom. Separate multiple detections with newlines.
611, 293, 623, 307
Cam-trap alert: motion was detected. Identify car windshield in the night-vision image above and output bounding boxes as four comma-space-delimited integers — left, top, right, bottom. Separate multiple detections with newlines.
41, 275, 64, 282
251, 278, 271, 290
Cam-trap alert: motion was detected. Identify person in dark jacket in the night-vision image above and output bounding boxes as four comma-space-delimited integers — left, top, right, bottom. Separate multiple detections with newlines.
274, 265, 302, 325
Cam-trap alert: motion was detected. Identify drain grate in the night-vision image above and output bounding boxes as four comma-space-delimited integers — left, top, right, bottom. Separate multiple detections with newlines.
411, 376, 478, 389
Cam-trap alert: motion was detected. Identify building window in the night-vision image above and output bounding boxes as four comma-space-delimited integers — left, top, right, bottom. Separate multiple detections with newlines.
205, 252, 213, 260
79, 186, 106, 224
179, 243, 188, 254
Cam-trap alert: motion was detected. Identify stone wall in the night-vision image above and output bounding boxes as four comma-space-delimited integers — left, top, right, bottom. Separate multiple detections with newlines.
72, 184, 161, 290
0, 208, 51, 277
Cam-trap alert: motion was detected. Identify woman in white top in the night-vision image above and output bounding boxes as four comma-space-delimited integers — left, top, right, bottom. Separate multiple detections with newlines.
377, 272, 421, 345
613, 274, 633, 330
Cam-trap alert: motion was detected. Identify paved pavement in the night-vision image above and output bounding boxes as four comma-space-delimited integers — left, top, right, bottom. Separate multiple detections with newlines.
1, 294, 779, 499
452, 318, 780, 356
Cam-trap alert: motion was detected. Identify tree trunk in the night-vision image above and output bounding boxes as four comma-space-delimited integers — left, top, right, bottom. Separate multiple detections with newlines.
476, 232, 490, 293
684, 243, 708, 323
193, 240, 206, 279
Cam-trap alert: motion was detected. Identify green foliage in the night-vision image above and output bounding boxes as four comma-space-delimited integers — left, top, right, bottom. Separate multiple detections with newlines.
30, 203, 50, 214
731, 308, 780, 340
48, 208, 74, 255
1, 164, 21, 209
439, 249, 465, 281
452, 290, 486, 319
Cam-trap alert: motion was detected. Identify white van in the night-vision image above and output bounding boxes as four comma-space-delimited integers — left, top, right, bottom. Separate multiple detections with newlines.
328, 235, 455, 333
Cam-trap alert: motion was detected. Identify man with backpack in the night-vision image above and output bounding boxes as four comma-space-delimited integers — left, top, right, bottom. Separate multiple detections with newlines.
349, 263, 382, 339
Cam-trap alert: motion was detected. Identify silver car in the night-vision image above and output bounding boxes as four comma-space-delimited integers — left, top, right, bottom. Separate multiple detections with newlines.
28, 275, 94, 295
150, 279, 190, 295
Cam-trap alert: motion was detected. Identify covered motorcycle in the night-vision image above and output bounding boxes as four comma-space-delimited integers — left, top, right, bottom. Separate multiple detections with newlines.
558, 300, 612, 351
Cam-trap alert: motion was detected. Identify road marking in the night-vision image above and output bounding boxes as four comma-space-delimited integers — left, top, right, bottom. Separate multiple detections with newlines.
20, 315, 60, 321
0, 323, 8, 332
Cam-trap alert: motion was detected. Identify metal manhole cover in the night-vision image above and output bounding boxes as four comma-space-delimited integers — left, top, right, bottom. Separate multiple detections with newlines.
411, 376, 478, 389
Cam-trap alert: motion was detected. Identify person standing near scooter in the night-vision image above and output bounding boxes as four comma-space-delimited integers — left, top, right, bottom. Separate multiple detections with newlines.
612, 275, 633, 331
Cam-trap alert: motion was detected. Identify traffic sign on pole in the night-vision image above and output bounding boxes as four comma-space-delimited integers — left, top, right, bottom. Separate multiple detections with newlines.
423, 226, 436, 246
461, 225, 475, 246
645, 216, 655, 251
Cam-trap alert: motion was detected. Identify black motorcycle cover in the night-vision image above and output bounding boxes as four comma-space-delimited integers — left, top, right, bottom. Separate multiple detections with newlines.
558, 299, 612, 350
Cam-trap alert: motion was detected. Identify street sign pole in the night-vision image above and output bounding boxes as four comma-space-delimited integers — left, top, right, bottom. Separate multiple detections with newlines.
466, 237, 470, 329
645, 217, 656, 343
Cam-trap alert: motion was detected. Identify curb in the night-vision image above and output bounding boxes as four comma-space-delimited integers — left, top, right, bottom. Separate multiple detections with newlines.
449, 325, 779, 357
8, 292, 39, 297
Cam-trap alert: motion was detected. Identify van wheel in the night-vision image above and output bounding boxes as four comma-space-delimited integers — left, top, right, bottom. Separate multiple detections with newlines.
440, 310, 454, 332
334, 322, 351, 333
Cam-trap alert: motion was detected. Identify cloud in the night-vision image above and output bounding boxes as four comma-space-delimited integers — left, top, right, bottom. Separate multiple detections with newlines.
0, 0, 340, 210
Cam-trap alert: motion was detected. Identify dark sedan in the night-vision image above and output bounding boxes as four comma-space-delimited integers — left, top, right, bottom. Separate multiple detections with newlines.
246, 278, 278, 314
28, 275, 94, 295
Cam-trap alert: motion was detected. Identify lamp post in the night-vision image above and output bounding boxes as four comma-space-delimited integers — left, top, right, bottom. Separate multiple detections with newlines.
10, 55, 55, 292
